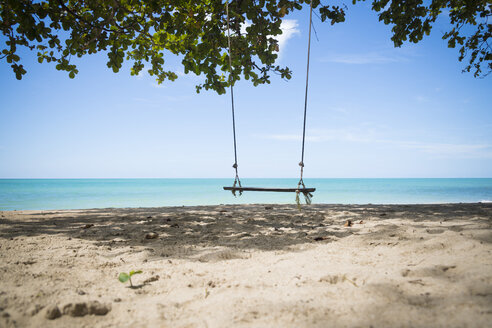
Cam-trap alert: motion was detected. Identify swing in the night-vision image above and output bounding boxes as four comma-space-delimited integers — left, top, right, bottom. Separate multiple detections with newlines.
223, 1, 316, 201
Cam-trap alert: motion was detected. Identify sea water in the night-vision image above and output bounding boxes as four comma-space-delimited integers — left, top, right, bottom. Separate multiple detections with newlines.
0, 178, 491, 211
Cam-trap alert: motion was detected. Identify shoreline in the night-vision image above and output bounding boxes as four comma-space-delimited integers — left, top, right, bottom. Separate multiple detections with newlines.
1, 203, 491, 327
2, 178, 491, 211
2, 200, 492, 212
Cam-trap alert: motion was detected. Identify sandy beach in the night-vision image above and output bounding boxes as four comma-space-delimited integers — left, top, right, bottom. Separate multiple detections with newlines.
0, 203, 491, 327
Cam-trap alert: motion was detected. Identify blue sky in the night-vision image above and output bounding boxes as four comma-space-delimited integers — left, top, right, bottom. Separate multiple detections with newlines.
1, 3, 491, 178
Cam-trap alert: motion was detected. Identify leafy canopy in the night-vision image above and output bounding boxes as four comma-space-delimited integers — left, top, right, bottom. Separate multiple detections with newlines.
1, 0, 490, 94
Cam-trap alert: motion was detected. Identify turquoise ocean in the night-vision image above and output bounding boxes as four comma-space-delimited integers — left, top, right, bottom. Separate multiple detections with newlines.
1, 178, 492, 211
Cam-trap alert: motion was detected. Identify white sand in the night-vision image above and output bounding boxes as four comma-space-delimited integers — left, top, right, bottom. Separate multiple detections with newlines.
0, 203, 491, 327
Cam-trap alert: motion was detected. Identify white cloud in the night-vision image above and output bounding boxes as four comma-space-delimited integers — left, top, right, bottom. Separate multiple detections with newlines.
240, 21, 251, 35
265, 134, 321, 142
275, 19, 300, 59
260, 126, 379, 144
395, 141, 492, 157
260, 127, 492, 158
320, 51, 407, 65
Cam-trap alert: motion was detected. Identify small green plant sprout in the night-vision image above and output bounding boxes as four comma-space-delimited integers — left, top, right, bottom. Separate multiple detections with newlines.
118, 270, 142, 287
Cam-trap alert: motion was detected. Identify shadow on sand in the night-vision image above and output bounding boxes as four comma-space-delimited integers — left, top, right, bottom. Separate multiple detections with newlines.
1, 203, 491, 261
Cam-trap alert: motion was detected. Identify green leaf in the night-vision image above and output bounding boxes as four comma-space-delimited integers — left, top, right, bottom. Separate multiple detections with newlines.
118, 272, 129, 283
129, 270, 142, 277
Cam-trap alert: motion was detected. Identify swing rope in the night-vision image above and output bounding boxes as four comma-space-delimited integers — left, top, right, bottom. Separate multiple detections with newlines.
225, 0, 242, 195
297, 0, 314, 204
225, 0, 314, 202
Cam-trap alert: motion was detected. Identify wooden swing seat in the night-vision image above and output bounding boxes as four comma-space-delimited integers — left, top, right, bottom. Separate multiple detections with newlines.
223, 187, 316, 193
223, 2, 316, 200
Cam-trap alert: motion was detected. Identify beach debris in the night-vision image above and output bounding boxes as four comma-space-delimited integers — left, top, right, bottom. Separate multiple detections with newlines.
265, 206, 273, 210
147, 216, 153, 219
113, 298, 122, 303
439, 265, 456, 272
380, 213, 387, 216
313, 236, 329, 241
143, 275, 160, 284
88, 301, 111, 315
145, 232, 158, 239
44, 305, 62, 320
63, 302, 88, 317
407, 259, 425, 267
118, 270, 143, 287
58, 301, 111, 317
83, 224, 94, 229
426, 228, 445, 234
319, 274, 358, 287
15, 260, 36, 265
344, 220, 353, 227
296, 232, 308, 238
28, 304, 44, 316
77, 289, 86, 295
359, 220, 364, 224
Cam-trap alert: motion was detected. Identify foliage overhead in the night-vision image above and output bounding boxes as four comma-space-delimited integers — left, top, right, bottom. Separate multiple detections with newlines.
0, 0, 490, 94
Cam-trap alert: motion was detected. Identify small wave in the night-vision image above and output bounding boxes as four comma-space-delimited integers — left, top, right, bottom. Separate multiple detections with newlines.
479, 200, 492, 203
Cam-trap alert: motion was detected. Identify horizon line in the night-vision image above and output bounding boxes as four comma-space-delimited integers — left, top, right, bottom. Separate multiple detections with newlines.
1, 177, 492, 180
